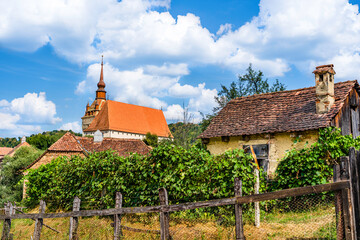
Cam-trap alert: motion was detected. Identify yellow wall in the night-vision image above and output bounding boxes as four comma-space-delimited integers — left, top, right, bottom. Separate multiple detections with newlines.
206, 130, 319, 177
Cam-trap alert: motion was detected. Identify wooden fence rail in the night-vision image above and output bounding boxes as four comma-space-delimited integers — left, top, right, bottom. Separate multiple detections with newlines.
0, 180, 349, 221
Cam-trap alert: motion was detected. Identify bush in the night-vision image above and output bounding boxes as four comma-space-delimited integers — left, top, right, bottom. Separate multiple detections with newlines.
0, 146, 43, 205
25, 142, 265, 210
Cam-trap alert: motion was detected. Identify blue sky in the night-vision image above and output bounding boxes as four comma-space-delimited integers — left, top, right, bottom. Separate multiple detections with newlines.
1, 0, 360, 137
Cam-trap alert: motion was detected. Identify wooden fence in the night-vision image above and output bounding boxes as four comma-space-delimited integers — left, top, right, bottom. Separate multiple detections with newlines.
2, 147, 360, 240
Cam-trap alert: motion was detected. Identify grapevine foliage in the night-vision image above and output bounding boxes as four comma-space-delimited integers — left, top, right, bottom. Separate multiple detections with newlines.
25, 143, 265, 210
273, 127, 360, 190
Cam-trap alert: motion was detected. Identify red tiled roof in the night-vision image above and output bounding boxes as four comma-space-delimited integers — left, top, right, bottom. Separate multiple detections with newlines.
199, 80, 358, 138
0, 147, 13, 156
25, 132, 151, 169
48, 132, 84, 152
84, 100, 172, 138
76, 137, 151, 156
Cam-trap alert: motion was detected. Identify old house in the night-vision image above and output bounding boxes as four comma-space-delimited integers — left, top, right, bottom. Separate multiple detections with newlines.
25, 131, 151, 171
81, 57, 172, 140
23, 131, 151, 198
0, 137, 30, 162
199, 64, 360, 176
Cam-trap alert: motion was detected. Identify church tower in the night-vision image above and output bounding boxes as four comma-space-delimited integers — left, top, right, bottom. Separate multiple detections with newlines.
81, 56, 107, 132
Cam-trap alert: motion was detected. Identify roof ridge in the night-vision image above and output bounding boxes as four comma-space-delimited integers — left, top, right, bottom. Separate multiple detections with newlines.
230, 80, 358, 102
107, 100, 161, 111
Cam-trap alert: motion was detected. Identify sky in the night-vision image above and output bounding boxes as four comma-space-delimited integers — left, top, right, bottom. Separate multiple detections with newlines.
1, 0, 360, 137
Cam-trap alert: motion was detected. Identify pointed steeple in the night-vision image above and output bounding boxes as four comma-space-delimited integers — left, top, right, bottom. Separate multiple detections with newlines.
96, 55, 106, 100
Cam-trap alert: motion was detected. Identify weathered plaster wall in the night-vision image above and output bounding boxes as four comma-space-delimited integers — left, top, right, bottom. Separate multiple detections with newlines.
206, 130, 319, 176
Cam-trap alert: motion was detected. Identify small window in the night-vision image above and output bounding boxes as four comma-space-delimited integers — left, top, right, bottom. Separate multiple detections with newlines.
243, 144, 269, 173
319, 74, 324, 82
243, 144, 269, 159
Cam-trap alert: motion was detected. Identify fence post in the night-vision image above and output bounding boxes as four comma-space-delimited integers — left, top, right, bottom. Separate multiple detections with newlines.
254, 168, 260, 227
1, 202, 12, 240
340, 155, 356, 240
114, 192, 122, 240
334, 162, 345, 240
234, 178, 245, 240
159, 188, 170, 240
349, 148, 360, 239
33, 200, 46, 240
69, 197, 81, 240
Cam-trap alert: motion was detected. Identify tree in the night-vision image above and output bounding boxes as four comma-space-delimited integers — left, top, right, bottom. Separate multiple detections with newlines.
203, 63, 286, 130
0, 145, 43, 204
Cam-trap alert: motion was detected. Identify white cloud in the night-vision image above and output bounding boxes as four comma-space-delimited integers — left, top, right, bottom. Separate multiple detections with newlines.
10, 92, 61, 124
163, 104, 184, 121
0, 100, 9, 107
0, 92, 61, 137
77, 63, 174, 109
2, 0, 360, 126
0, 112, 42, 137
169, 83, 204, 98
0, 0, 290, 76
144, 63, 189, 76
59, 121, 82, 133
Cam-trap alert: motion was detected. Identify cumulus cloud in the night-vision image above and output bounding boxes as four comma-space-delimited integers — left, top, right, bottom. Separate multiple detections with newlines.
77, 63, 174, 109
144, 63, 189, 76
2, 0, 360, 126
0, 92, 61, 137
0, 112, 42, 137
10, 92, 61, 124
59, 121, 82, 133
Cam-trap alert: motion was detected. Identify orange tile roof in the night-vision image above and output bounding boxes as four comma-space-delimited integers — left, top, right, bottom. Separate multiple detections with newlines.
7, 142, 31, 157
199, 80, 358, 138
25, 132, 151, 169
0, 147, 13, 156
84, 100, 172, 137
48, 132, 84, 152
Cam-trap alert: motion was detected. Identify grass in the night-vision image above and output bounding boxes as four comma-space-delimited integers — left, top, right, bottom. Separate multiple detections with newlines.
0, 204, 337, 240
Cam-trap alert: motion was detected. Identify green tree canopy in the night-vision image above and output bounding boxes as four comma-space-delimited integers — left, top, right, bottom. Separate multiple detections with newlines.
202, 64, 286, 131
214, 64, 286, 112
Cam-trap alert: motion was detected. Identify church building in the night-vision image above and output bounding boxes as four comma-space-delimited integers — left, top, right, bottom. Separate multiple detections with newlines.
81, 57, 172, 140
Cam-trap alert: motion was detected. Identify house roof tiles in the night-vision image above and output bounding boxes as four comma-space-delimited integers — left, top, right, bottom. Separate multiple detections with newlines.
199, 80, 358, 138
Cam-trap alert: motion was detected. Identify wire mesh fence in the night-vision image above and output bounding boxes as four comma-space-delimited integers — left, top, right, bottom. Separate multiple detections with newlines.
0, 191, 341, 239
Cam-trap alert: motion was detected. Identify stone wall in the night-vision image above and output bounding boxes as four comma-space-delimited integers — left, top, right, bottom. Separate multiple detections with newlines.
205, 130, 319, 177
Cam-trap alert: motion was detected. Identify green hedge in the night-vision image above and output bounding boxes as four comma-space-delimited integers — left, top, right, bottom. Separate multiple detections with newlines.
25, 143, 266, 210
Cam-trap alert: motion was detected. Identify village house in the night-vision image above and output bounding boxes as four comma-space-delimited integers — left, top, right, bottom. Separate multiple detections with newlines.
23, 131, 151, 198
0, 137, 30, 162
25, 131, 151, 171
199, 64, 360, 176
81, 56, 172, 140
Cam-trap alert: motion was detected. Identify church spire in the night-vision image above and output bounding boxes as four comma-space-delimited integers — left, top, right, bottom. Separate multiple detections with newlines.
96, 55, 106, 100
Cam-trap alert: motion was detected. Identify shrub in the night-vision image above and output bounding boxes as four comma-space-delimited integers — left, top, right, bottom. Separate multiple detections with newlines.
25, 143, 265, 210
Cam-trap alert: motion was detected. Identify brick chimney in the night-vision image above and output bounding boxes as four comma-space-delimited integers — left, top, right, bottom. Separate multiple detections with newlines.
313, 64, 336, 114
